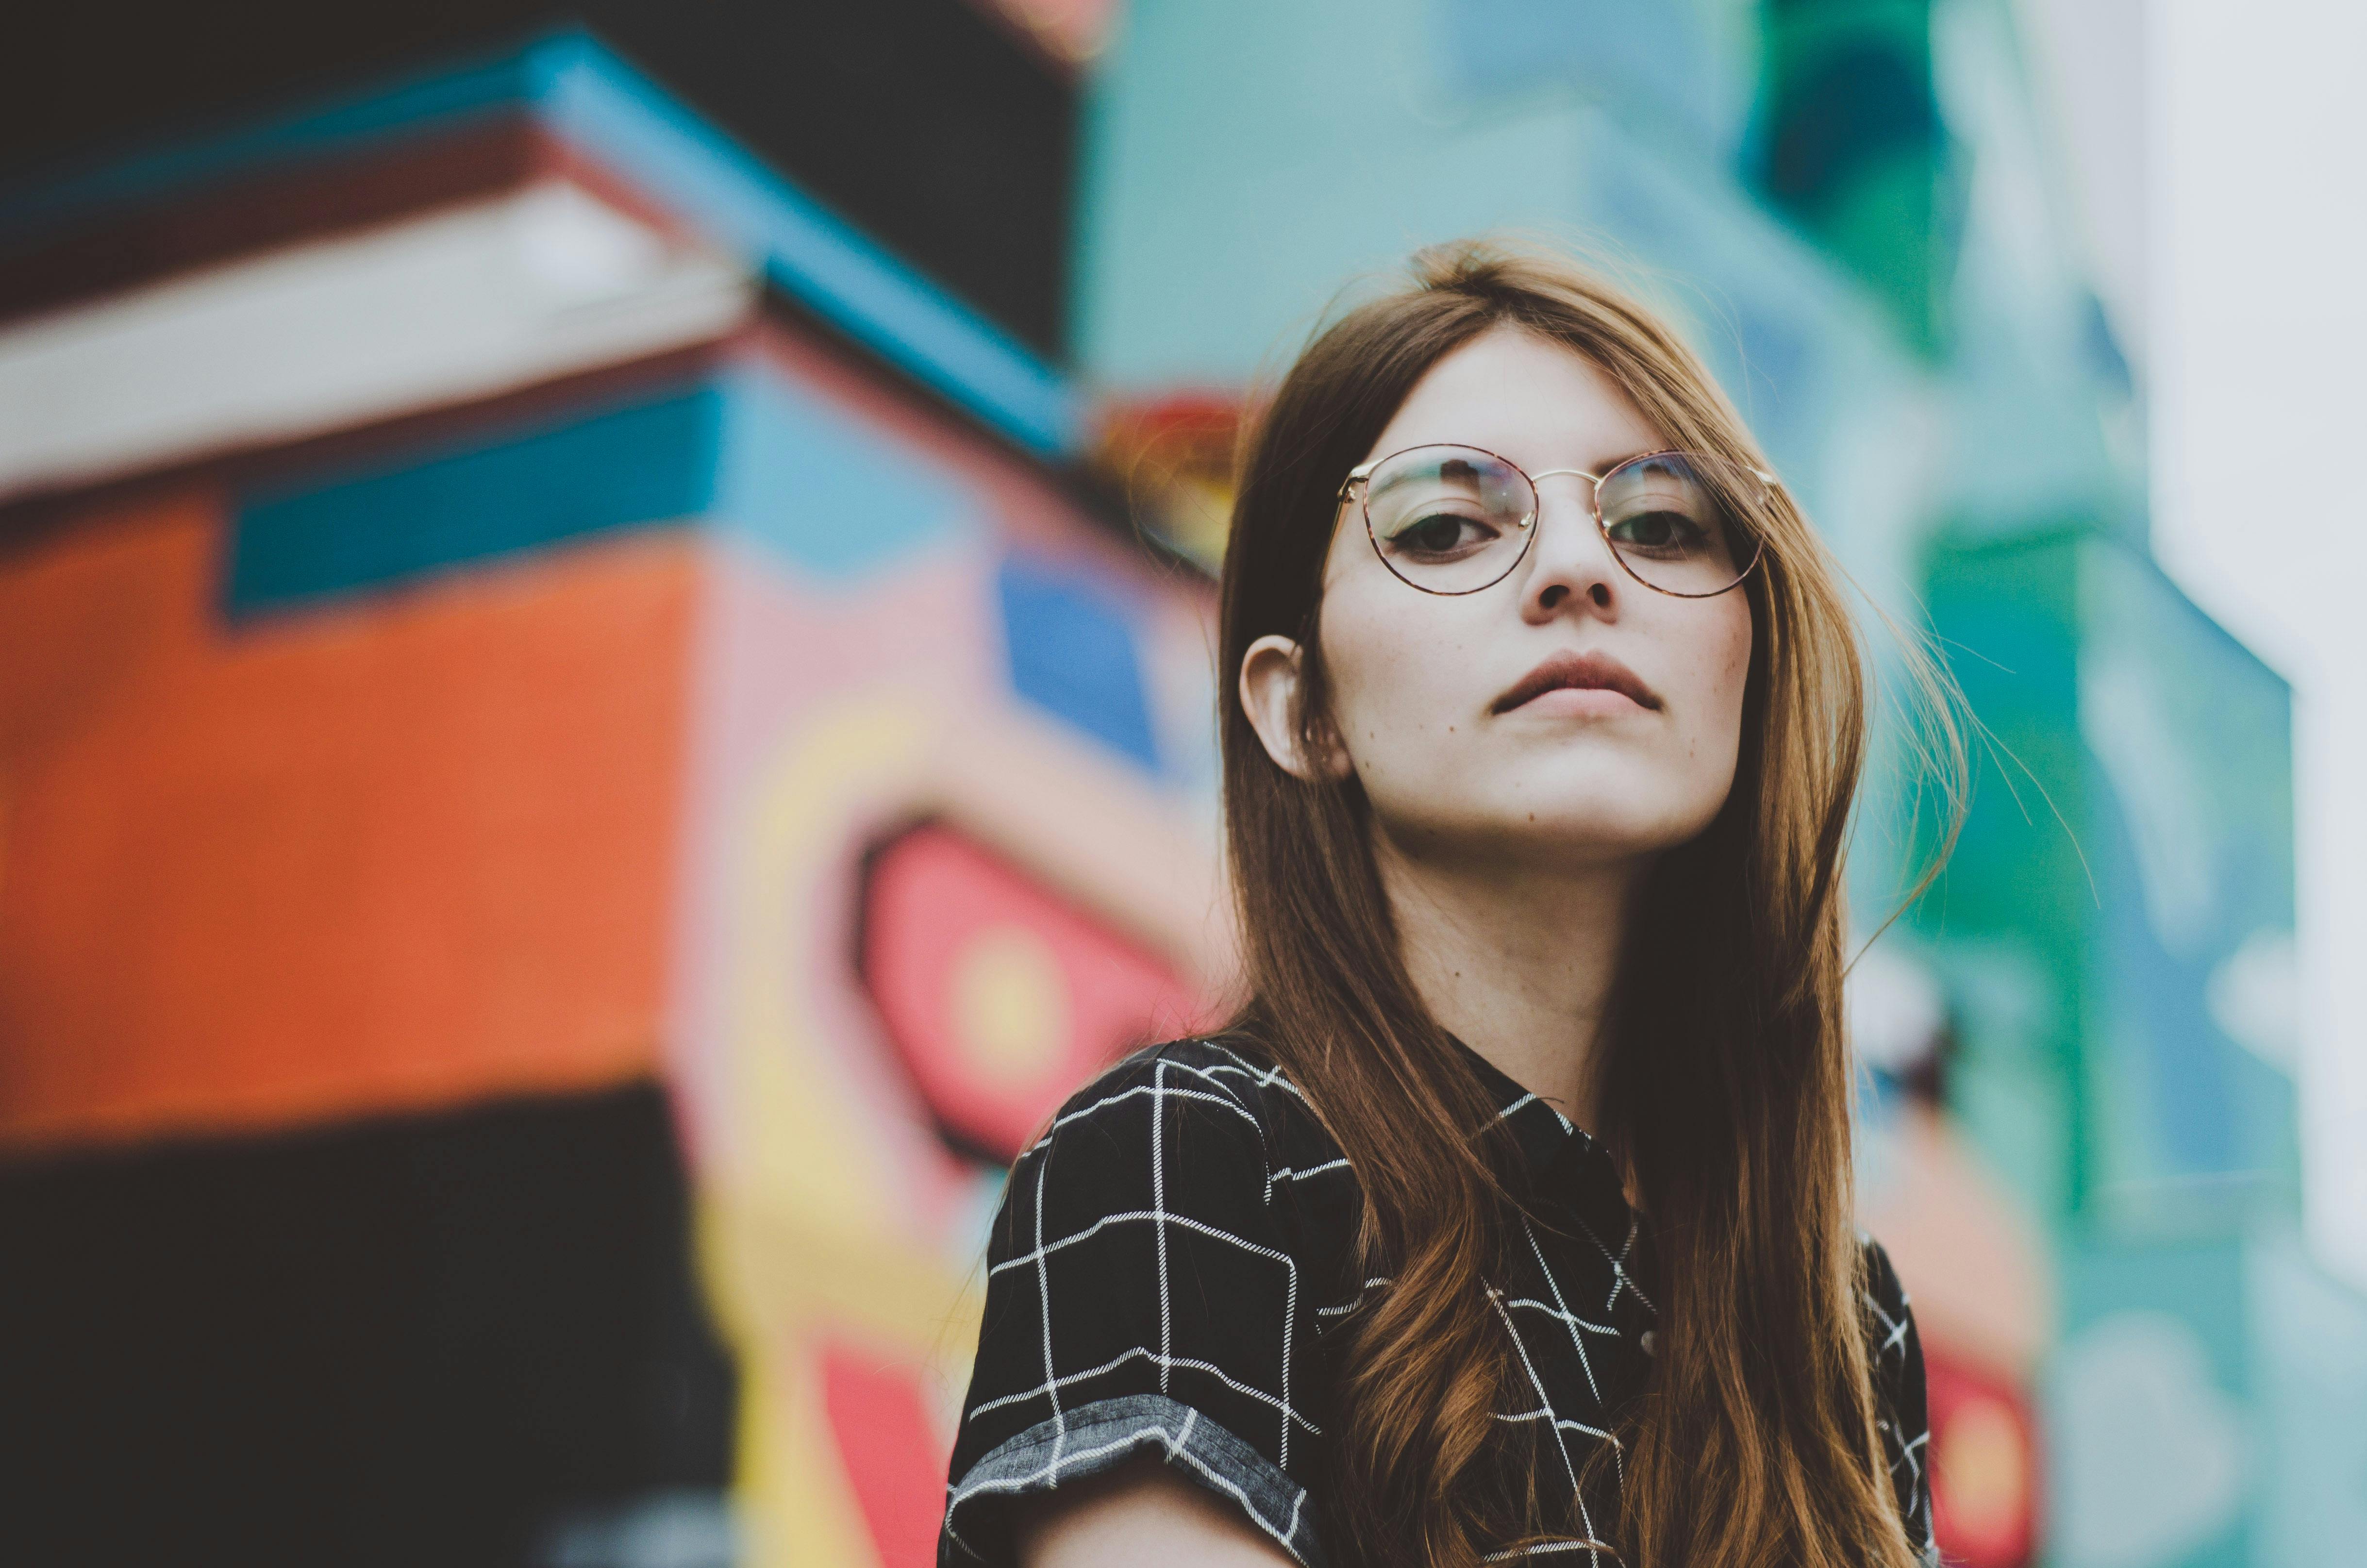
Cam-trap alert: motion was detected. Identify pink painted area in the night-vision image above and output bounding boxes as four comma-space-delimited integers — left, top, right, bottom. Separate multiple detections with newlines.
862, 823, 1203, 1162
1860, 1104, 2055, 1383
663, 536, 999, 1228
1926, 1346, 2040, 1568
663, 341, 1233, 1248
665, 533, 1232, 1234
820, 1340, 954, 1568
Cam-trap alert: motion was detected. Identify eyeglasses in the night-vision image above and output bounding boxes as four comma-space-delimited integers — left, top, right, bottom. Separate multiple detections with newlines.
1336, 444, 1771, 598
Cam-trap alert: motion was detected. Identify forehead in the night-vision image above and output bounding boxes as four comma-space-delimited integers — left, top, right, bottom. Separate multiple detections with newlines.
1365, 326, 1664, 474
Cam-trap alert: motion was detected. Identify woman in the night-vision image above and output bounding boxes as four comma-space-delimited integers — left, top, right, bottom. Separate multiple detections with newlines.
938, 241, 1952, 1568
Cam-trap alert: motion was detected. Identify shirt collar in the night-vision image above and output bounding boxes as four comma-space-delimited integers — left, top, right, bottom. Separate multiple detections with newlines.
1447, 1033, 1589, 1173
1447, 1034, 1636, 1239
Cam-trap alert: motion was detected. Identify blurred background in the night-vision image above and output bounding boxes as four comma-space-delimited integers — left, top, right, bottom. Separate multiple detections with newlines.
1, 1, 2361, 1564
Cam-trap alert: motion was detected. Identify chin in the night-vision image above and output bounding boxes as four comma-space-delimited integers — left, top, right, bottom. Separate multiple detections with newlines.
1502, 810, 1693, 863
1375, 803, 1695, 872
1368, 758, 1725, 860
1491, 772, 1723, 851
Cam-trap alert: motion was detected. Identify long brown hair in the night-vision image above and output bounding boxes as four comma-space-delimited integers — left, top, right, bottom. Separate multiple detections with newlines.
1215, 239, 1962, 1568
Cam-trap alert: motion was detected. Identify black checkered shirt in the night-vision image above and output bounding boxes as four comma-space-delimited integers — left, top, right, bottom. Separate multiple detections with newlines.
940, 1036, 1937, 1566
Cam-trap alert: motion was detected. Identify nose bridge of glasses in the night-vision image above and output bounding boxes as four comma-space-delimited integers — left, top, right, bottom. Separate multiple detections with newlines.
1516, 469, 1625, 585
1524, 468, 1605, 533
1524, 467, 1601, 514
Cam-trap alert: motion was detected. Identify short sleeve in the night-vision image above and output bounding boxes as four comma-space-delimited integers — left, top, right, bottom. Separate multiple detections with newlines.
1861, 1236, 1939, 1565
939, 1050, 1328, 1567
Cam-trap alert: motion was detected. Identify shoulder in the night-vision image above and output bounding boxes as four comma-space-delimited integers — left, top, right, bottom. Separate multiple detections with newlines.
993, 1036, 1353, 1284
1091, 1034, 1316, 1122
1024, 1034, 1330, 1175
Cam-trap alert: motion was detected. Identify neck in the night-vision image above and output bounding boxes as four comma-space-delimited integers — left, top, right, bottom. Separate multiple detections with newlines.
1372, 830, 1648, 1134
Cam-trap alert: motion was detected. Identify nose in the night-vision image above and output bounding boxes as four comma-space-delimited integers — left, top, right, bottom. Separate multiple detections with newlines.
1516, 472, 1624, 622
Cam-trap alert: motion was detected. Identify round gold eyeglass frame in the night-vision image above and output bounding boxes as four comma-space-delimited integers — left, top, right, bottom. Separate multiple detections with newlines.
1335, 443, 1776, 599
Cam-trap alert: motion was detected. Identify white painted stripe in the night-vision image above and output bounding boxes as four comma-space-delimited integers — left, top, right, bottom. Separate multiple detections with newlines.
0, 180, 752, 502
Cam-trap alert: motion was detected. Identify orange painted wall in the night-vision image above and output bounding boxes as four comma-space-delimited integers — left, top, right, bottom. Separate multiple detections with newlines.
0, 485, 696, 1151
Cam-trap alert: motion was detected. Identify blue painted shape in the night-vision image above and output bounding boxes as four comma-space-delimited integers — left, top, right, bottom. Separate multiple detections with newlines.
534, 36, 1078, 457
0, 31, 1079, 460
2053, 1237, 2255, 1568
712, 364, 968, 577
996, 555, 1162, 774
2088, 767, 2239, 1177
228, 383, 721, 612
1439, 0, 1732, 146
2077, 542, 2298, 1197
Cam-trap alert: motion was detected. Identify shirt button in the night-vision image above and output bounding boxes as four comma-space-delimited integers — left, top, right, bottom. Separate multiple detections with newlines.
1639, 1330, 1657, 1357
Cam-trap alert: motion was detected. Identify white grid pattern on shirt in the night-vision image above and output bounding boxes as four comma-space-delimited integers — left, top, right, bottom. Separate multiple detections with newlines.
975, 1058, 1311, 1465
944, 1040, 1935, 1568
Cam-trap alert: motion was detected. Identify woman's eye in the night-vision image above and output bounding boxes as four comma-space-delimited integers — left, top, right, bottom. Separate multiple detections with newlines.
1385, 511, 1494, 556
1607, 508, 1709, 554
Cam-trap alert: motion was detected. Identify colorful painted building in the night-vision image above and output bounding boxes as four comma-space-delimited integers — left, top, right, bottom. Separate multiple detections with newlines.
0, 8, 1201, 1565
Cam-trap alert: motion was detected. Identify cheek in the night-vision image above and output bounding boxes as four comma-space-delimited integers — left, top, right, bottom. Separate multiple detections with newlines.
1314, 537, 1391, 724
1701, 602, 1754, 754
1316, 580, 1470, 757
1663, 600, 1753, 765
1317, 593, 1408, 744
1717, 603, 1754, 712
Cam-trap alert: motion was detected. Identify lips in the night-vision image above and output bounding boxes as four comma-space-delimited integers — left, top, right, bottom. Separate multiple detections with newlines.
1490, 650, 1661, 714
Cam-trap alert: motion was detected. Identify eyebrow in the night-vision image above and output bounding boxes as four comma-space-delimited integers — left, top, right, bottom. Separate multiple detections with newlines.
1532, 448, 1656, 478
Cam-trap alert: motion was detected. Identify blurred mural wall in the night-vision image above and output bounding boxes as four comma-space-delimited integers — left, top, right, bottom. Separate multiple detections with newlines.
0, 3, 2358, 1568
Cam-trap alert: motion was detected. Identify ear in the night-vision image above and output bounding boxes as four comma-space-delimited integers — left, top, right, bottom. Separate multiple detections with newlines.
1238, 634, 1351, 784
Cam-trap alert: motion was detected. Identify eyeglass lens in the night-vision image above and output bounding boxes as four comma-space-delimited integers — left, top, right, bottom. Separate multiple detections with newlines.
1363, 444, 1758, 597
